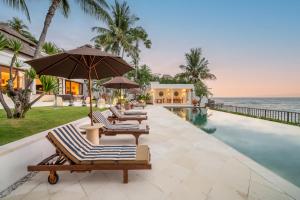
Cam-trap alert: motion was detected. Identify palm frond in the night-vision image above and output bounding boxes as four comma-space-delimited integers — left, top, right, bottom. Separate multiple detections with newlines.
7, 39, 22, 53
59, 0, 70, 18
76, 0, 109, 20
2, 0, 31, 21
0, 33, 8, 51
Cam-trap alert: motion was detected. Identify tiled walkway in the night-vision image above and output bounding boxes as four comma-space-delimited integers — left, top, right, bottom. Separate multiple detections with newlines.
3, 106, 300, 200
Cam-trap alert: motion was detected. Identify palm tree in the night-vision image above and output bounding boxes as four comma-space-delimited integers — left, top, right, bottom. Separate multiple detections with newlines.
1, 0, 30, 21
41, 42, 61, 106
8, 17, 28, 33
179, 48, 216, 84
92, 1, 148, 57
194, 81, 212, 104
128, 27, 151, 80
92, 78, 109, 107
7, 17, 38, 44
0, 33, 13, 118
34, 0, 109, 58
42, 42, 61, 55
0, 33, 7, 50
6, 39, 22, 83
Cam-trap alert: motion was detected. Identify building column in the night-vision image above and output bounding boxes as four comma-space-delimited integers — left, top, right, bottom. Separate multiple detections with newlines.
171, 89, 173, 104
188, 89, 192, 104
152, 90, 155, 104
31, 80, 36, 95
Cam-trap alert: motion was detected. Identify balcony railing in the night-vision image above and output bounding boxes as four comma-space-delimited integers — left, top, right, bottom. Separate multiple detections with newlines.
210, 104, 300, 126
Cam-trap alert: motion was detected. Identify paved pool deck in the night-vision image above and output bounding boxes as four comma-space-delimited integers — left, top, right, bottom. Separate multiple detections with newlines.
3, 105, 300, 200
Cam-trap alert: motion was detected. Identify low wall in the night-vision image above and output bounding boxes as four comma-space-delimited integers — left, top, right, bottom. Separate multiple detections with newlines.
0, 117, 90, 193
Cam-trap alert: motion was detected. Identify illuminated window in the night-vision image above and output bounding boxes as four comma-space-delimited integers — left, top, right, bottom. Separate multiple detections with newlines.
0, 67, 24, 89
65, 80, 82, 95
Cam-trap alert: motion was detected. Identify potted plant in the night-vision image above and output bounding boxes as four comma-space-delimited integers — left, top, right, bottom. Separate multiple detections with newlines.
192, 98, 198, 106
124, 100, 131, 110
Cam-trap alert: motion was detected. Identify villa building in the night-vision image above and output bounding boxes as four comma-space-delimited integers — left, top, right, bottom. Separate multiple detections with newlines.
149, 82, 194, 104
0, 23, 87, 98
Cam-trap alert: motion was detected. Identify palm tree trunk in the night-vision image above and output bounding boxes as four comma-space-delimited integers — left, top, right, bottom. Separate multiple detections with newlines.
0, 63, 13, 118
134, 41, 139, 81
33, 0, 61, 58
9, 54, 16, 80
0, 91, 13, 118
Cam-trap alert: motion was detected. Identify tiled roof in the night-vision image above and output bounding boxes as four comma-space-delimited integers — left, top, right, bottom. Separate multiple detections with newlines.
0, 22, 37, 57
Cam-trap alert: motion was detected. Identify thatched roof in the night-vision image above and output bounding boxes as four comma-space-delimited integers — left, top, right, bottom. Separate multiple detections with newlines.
0, 22, 36, 57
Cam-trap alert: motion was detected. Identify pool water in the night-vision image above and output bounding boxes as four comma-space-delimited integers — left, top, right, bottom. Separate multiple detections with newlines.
167, 107, 300, 188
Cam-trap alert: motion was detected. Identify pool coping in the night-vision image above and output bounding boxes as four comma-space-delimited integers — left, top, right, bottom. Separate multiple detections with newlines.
166, 106, 300, 200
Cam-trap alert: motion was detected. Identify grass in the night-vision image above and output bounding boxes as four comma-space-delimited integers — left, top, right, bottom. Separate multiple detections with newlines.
0, 106, 106, 146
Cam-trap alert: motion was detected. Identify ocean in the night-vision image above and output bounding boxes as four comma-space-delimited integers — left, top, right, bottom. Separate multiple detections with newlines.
212, 97, 300, 113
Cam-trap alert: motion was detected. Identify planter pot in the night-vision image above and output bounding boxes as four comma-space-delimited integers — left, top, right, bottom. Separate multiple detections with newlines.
192, 99, 198, 106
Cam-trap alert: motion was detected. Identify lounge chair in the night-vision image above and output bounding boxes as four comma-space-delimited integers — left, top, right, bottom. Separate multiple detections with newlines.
109, 106, 147, 124
123, 109, 147, 116
131, 100, 146, 109
90, 111, 149, 144
27, 124, 151, 184
115, 104, 147, 115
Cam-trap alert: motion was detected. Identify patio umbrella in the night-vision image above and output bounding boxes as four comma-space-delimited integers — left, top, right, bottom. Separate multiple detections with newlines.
102, 76, 139, 101
102, 76, 139, 89
25, 45, 133, 125
128, 88, 142, 94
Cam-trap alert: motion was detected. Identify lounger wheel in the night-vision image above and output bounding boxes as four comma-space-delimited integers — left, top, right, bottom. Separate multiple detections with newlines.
48, 172, 59, 184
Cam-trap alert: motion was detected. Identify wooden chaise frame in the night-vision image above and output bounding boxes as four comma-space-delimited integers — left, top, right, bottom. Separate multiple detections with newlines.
108, 107, 147, 124
89, 113, 149, 145
99, 127, 149, 145
28, 135, 151, 184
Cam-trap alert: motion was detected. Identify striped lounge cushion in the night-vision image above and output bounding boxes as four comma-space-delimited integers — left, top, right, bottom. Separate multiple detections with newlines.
92, 111, 139, 129
110, 106, 122, 117
51, 124, 136, 161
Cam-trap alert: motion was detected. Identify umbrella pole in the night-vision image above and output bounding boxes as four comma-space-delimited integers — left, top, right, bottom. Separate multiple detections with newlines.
88, 70, 93, 126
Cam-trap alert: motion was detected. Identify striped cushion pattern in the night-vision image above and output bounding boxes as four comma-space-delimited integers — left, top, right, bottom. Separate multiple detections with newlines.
92, 111, 112, 128
92, 111, 139, 129
51, 124, 136, 161
110, 106, 122, 117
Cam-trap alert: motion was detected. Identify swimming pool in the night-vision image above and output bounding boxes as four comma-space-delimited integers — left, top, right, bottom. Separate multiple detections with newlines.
167, 106, 300, 188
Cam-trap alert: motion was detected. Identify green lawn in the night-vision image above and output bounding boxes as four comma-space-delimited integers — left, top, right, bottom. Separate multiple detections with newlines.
0, 106, 106, 146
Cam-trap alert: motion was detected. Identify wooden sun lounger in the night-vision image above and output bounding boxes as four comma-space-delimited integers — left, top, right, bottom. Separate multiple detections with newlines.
123, 109, 147, 116
90, 111, 149, 144
27, 124, 151, 184
109, 106, 147, 124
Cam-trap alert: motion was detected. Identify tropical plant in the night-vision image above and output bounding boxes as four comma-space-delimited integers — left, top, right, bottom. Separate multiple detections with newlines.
128, 27, 151, 79
91, 0, 150, 60
92, 78, 109, 107
41, 41, 62, 106
0, 33, 12, 118
34, 0, 109, 58
7, 17, 38, 44
7, 17, 28, 33
0, 33, 7, 50
1, 0, 30, 21
137, 93, 150, 101
126, 64, 152, 87
42, 42, 61, 55
194, 81, 212, 104
0, 36, 59, 118
179, 48, 216, 84
6, 39, 22, 79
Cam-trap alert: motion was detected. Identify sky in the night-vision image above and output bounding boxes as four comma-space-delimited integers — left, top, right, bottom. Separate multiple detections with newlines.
1, 0, 300, 97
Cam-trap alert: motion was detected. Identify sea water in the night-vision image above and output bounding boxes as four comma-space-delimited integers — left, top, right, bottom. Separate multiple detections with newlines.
213, 97, 300, 112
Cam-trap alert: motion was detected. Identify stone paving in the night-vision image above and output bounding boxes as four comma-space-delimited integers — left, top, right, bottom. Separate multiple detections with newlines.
3, 106, 300, 200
